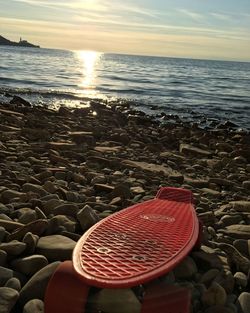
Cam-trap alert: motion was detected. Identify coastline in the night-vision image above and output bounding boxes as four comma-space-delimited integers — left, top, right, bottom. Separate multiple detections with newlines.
0, 96, 250, 311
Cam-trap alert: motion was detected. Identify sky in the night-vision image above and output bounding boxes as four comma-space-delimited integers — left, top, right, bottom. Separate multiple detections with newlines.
0, 0, 250, 61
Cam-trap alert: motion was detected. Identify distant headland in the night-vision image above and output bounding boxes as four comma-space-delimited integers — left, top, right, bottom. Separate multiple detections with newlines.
0, 35, 40, 48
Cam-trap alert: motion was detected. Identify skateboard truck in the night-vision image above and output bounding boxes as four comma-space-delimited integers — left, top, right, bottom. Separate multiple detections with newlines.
45, 187, 201, 313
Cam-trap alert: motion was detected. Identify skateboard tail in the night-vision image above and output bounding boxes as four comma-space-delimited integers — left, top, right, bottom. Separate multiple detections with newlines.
44, 263, 191, 313
156, 187, 194, 203
44, 261, 89, 313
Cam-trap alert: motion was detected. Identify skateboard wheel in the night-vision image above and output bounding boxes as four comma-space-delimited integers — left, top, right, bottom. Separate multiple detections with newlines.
44, 261, 89, 313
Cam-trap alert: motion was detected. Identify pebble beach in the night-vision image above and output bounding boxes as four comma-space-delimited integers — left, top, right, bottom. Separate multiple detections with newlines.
0, 95, 250, 313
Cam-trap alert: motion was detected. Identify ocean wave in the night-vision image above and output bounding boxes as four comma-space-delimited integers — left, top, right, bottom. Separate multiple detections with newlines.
0, 46, 250, 129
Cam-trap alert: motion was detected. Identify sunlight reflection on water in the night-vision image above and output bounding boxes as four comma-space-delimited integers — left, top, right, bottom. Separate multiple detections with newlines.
76, 50, 102, 97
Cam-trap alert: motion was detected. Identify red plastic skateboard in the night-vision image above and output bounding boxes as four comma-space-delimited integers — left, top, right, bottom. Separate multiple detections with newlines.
45, 187, 200, 313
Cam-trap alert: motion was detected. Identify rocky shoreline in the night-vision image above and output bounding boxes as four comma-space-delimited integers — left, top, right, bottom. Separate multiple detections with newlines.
0, 96, 250, 313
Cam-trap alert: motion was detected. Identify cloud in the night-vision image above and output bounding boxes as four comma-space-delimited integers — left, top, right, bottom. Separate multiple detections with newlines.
210, 13, 231, 21
178, 9, 204, 21
13, 0, 108, 14
117, 3, 160, 18
13, 0, 161, 18
1, 16, 250, 61
2, 15, 249, 42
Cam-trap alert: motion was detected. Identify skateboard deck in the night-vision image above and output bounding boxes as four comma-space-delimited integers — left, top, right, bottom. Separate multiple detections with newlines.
73, 187, 199, 288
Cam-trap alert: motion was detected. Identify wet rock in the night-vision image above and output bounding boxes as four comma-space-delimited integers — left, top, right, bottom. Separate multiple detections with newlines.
0, 250, 7, 266
0, 241, 26, 256
1, 189, 25, 204
43, 181, 57, 193
216, 243, 250, 274
90, 175, 107, 185
72, 173, 87, 185
11, 255, 48, 276
0, 226, 5, 243
90, 288, 141, 313
204, 305, 234, 313
130, 186, 145, 195
209, 178, 232, 187
234, 272, 248, 288
121, 159, 178, 177
10, 95, 31, 106
201, 188, 221, 198
48, 142, 77, 151
77, 205, 99, 231
65, 191, 81, 203
0, 266, 13, 286
179, 143, 212, 158
229, 201, 250, 212
51, 203, 79, 217
184, 177, 209, 188
233, 239, 249, 257
94, 146, 122, 154
35, 207, 47, 220
94, 184, 114, 193
0, 203, 9, 215
199, 269, 221, 286
23, 299, 44, 313
169, 173, 184, 184
202, 282, 227, 306
0, 214, 12, 222
50, 215, 76, 233
243, 181, 250, 189
22, 232, 39, 255
42, 199, 62, 215
7, 219, 48, 241
36, 235, 76, 261
110, 183, 131, 200
198, 212, 216, 226
174, 256, 198, 279
0, 287, 19, 313
60, 230, 81, 242
19, 261, 60, 306
192, 246, 230, 271
109, 196, 122, 206
16, 208, 37, 224
220, 225, 250, 240
215, 271, 235, 295
4, 278, 21, 291
220, 215, 243, 227
22, 183, 48, 197
237, 292, 250, 313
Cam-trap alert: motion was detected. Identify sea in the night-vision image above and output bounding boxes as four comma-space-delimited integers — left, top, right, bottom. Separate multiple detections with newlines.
0, 46, 250, 129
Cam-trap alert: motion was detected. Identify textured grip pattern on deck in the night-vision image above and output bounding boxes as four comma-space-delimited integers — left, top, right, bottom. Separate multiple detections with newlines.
73, 188, 198, 288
